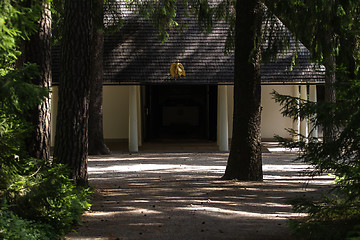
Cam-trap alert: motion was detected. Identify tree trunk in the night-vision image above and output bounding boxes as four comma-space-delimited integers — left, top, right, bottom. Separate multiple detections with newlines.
54, 0, 92, 186
23, 0, 52, 160
222, 0, 263, 181
88, 0, 110, 155
322, 12, 337, 142
323, 49, 337, 142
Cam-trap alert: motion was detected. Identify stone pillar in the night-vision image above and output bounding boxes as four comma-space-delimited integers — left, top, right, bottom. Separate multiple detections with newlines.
309, 85, 318, 138
129, 85, 138, 152
300, 85, 308, 140
218, 85, 229, 151
293, 85, 300, 141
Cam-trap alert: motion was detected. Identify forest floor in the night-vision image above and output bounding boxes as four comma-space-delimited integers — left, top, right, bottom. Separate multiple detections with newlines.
66, 143, 333, 240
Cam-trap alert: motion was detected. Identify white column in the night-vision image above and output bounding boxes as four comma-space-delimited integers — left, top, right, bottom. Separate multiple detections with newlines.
217, 90, 220, 146
218, 85, 229, 151
300, 85, 308, 140
293, 85, 300, 141
129, 85, 138, 152
137, 85, 142, 147
309, 85, 318, 139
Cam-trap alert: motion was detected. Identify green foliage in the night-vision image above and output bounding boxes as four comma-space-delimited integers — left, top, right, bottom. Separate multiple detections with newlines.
0, 83, 90, 238
271, 1, 360, 232
288, 216, 360, 240
103, 0, 124, 33
0, 64, 48, 115
51, 0, 65, 45
0, 64, 91, 238
6, 162, 92, 236
186, 0, 235, 53
273, 78, 360, 193
0, 63, 48, 193
273, 75, 360, 239
192, 0, 214, 33
0, 0, 40, 65
0, 1, 92, 238
187, 0, 298, 60
0, 209, 56, 240
0, 66, 48, 203
287, 196, 360, 240
261, 10, 295, 63
1, 143, 91, 237
264, 0, 360, 67
0, 2, 46, 209
127, 0, 179, 42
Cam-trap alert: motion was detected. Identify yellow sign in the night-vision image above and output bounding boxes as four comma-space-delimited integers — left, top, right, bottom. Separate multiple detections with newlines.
170, 60, 186, 80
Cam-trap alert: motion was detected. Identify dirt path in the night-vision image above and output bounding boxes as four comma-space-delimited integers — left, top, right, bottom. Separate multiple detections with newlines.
66, 148, 333, 240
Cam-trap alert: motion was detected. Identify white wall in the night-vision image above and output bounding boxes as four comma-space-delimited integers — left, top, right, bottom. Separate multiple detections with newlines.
50, 84, 294, 146
103, 85, 129, 140
226, 85, 293, 140
260, 85, 293, 140
50, 85, 130, 146
227, 85, 234, 139
50, 87, 58, 146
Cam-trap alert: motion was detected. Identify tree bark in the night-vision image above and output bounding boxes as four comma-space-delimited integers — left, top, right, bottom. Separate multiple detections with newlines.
23, 0, 52, 160
322, 3, 337, 143
323, 43, 337, 142
54, 0, 92, 185
222, 0, 263, 181
88, 0, 110, 155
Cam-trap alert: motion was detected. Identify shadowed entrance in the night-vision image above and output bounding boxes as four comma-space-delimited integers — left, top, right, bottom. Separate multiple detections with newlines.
144, 85, 217, 142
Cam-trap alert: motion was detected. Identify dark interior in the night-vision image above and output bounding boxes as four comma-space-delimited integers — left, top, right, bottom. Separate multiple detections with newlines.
144, 85, 217, 141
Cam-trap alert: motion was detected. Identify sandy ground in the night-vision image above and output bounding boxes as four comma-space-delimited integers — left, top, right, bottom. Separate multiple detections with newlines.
66, 145, 333, 240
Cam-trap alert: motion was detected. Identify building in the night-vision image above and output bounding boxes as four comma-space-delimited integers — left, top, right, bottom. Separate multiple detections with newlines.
51, 2, 325, 152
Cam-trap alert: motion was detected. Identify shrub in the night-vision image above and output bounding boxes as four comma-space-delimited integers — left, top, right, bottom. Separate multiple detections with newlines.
4, 161, 92, 236
273, 77, 360, 239
0, 209, 56, 240
0, 2, 92, 238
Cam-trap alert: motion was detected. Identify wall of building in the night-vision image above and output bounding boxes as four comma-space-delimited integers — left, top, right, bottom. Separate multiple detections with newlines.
227, 86, 234, 139
50, 85, 130, 147
225, 85, 293, 140
260, 85, 293, 140
50, 84, 294, 146
50, 87, 58, 146
102, 85, 130, 140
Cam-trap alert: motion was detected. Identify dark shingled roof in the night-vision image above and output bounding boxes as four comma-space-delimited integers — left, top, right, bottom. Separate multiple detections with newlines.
52, 2, 325, 85
261, 46, 325, 84
102, 16, 235, 85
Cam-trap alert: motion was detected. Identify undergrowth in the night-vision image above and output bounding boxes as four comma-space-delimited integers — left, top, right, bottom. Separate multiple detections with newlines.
0, 2, 92, 238
288, 195, 360, 240
0, 160, 92, 239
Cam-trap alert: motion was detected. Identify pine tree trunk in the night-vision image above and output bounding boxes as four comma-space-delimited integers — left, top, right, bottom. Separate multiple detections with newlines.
88, 0, 110, 155
323, 29, 337, 143
23, 1, 52, 160
222, 0, 263, 181
54, 0, 92, 185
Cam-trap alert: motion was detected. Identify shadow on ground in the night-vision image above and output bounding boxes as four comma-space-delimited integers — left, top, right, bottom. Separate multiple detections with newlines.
66, 151, 333, 240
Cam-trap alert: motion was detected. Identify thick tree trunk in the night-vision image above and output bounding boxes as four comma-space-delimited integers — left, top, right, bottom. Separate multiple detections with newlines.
23, 1, 52, 160
323, 53, 336, 142
222, 0, 263, 181
321, 1, 337, 143
54, 0, 92, 185
88, 0, 110, 155
323, 27, 337, 143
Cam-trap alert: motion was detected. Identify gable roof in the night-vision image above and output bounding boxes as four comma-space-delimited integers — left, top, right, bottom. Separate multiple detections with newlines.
52, 2, 325, 85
